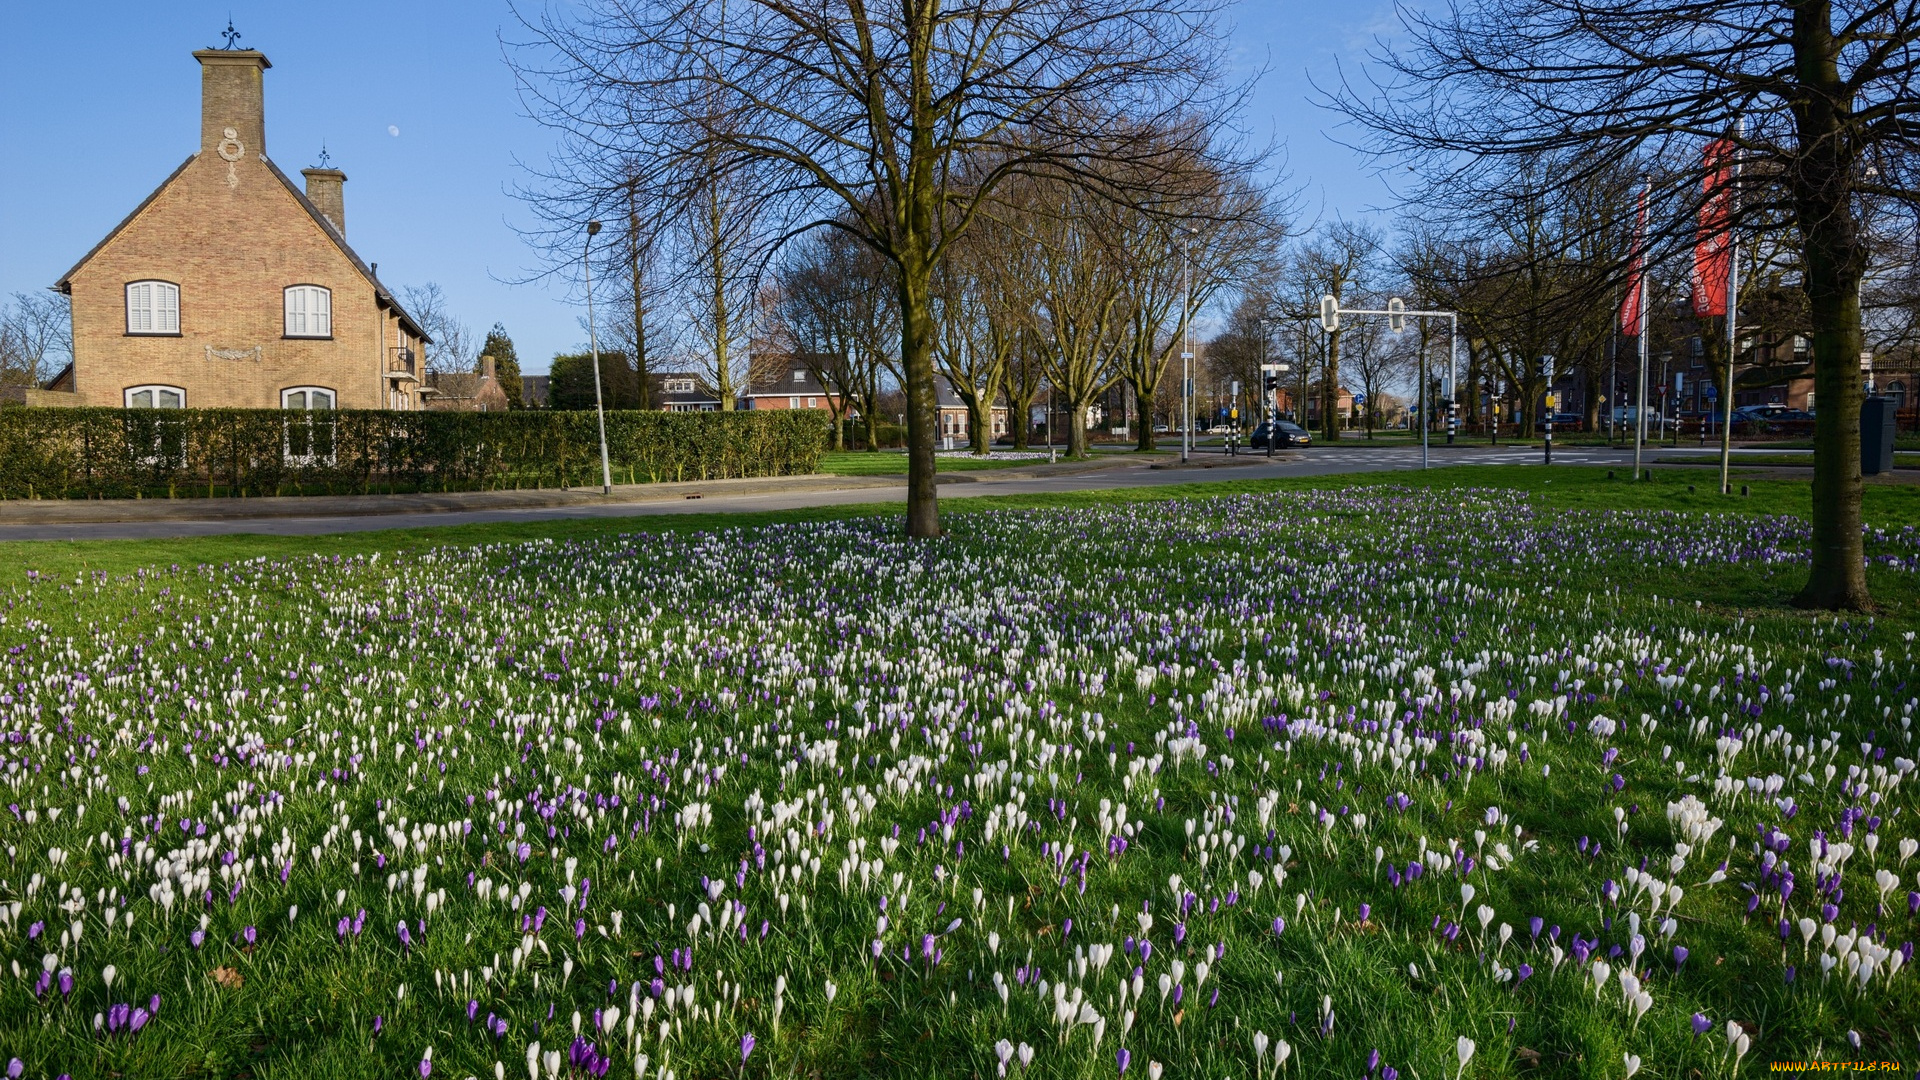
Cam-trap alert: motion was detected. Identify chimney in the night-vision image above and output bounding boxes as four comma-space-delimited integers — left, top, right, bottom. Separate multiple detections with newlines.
194, 49, 271, 159
302, 168, 347, 234
481, 355, 497, 381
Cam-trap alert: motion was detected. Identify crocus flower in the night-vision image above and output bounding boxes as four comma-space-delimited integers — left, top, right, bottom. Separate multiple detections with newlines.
742, 1033, 756, 1062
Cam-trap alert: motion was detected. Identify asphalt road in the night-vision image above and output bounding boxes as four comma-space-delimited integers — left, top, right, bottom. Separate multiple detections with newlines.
0, 443, 1696, 541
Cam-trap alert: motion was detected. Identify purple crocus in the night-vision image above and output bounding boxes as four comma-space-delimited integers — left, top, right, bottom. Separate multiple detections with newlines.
1117, 1048, 1131, 1074
1691, 1013, 1712, 1036
741, 1033, 756, 1062
1673, 945, 1689, 968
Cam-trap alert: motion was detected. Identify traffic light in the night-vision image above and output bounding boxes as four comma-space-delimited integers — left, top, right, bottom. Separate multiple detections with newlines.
1264, 374, 1278, 392
1319, 295, 1340, 333
1387, 297, 1406, 333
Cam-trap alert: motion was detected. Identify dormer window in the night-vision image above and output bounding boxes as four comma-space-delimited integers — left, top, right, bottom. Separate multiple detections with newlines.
792, 370, 806, 383
126, 281, 180, 335
284, 285, 332, 338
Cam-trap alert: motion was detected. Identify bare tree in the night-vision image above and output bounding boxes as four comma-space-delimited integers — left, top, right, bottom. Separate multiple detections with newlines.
0, 292, 73, 388
1329, 0, 1920, 608
931, 254, 1013, 455
1275, 223, 1382, 440
512, 0, 1254, 537
401, 283, 474, 378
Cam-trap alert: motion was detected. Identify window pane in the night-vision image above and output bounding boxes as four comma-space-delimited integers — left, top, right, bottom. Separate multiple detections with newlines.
129, 390, 153, 408
158, 390, 182, 408
127, 284, 149, 333
158, 284, 179, 333
313, 290, 331, 336
285, 390, 307, 410
312, 390, 334, 410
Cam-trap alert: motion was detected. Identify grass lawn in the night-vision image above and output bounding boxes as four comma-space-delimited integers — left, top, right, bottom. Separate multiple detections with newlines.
0, 467, 1917, 1078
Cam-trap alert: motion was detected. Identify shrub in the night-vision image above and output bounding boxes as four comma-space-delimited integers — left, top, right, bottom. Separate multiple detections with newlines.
0, 407, 828, 499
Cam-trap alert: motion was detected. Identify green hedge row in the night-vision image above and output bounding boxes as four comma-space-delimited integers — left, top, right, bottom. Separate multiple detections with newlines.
0, 407, 829, 499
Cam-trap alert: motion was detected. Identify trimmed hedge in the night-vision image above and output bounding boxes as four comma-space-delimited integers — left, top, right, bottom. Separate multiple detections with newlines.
0, 407, 828, 500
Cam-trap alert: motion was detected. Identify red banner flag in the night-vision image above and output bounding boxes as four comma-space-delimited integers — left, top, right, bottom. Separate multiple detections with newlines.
1618, 183, 1649, 334
1692, 140, 1737, 317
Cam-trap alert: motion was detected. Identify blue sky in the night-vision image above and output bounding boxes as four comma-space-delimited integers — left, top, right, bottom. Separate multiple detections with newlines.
0, 1, 1404, 374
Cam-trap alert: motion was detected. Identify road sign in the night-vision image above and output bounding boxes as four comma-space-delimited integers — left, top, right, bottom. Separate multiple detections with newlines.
1320, 295, 1340, 333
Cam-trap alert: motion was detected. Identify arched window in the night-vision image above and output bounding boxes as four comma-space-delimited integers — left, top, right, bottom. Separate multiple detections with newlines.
282, 386, 336, 410
284, 285, 333, 338
125, 281, 180, 335
282, 386, 337, 464
124, 385, 185, 408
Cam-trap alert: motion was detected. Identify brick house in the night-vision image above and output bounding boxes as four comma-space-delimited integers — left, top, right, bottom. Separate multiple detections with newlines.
50, 45, 428, 412
740, 362, 841, 412
423, 356, 511, 412
653, 371, 723, 412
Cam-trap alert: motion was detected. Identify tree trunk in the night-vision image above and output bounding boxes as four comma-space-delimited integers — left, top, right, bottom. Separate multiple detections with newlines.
1068, 400, 1091, 458
898, 257, 941, 536
1008, 395, 1030, 450
1131, 373, 1158, 451
964, 390, 992, 454
1789, 0, 1869, 609
628, 195, 653, 410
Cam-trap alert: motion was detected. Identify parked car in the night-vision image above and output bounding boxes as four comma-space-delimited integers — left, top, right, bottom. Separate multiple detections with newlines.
1250, 420, 1312, 448
1534, 412, 1584, 431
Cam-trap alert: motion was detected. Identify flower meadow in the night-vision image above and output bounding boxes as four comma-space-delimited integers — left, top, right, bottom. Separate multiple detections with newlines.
2, 486, 1919, 1079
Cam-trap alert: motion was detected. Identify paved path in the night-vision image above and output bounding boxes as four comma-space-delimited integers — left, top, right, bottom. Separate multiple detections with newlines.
0, 443, 1683, 541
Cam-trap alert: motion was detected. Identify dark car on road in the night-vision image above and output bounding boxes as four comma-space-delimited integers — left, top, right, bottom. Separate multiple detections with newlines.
1533, 412, 1584, 431
1250, 420, 1312, 449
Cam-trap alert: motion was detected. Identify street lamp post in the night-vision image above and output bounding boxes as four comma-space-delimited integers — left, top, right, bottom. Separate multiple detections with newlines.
583, 221, 614, 496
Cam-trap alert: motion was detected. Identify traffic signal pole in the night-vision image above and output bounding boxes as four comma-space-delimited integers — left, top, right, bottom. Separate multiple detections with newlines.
1321, 297, 1456, 470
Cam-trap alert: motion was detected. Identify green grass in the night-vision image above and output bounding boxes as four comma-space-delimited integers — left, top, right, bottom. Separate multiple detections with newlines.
1, 467, 1917, 1078
7, 464, 1919, 584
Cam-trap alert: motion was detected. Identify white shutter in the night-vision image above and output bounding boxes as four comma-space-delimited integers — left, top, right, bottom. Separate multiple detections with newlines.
157, 283, 179, 333
313, 288, 331, 336
126, 283, 149, 333
286, 288, 305, 336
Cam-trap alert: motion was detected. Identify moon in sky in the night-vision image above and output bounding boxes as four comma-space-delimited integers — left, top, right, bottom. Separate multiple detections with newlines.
388, 125, 401, 137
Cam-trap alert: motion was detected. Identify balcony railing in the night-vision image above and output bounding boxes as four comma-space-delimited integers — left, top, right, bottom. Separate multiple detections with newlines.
387, 347, 418, 380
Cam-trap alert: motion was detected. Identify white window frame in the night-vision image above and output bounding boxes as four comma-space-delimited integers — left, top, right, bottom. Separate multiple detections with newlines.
792, 370, 806, 384
281, 386, 338, 465
121, 386, 187, 467
125, 281, 180, 335
281, 386, 337, 411
284, 285, 333, 338
789, 396, 800, 408
124, 385, 185, 409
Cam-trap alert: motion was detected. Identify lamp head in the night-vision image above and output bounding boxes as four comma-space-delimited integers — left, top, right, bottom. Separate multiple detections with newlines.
587, 220, 603, 236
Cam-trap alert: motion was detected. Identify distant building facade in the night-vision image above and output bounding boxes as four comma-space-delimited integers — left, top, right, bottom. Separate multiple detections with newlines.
51, 45, 428, 411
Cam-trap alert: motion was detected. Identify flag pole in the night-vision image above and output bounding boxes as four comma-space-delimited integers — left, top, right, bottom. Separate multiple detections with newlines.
1633, 176, 1650, 482
1718, 121, 1743, 495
